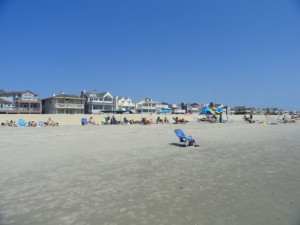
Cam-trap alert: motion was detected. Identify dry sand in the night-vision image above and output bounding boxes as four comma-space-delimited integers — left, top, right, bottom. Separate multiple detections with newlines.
0, 113, 280, 126
0, 120, 300, 225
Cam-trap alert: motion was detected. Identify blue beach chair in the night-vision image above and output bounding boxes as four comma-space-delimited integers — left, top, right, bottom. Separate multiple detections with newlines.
81, 118, 88, 125
174, 129, 195, 147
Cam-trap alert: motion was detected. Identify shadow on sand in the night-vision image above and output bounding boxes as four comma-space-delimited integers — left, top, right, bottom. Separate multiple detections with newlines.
169, 143, 200, 148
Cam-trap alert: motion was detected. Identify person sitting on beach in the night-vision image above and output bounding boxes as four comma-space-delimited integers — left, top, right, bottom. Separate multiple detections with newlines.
46, 118, 53, 126
141, 117, 151, 125
156, 116, 163, 124
281, 115, 296, 123
180, 117, 188, 123
12, 120, 17, 127
123, 117, 129, 124
244, 115, 255, 123
164, 116, 169, 123
45, 117, 59, 126
173, 117, 179, 124
110, 115, 117, 125
89, 116, 98, 125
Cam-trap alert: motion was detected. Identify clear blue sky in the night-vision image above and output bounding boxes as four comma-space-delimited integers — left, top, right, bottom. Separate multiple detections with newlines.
0, 0, 299, 110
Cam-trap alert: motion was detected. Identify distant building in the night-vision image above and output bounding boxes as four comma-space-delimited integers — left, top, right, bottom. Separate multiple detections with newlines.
171, 104, 186, 114
115, 96, 136, 113
0, 89, 42, 114
186, 103, 201, 114
42, 92, 84, 114
81, 90, 114, 114
231, 106, 254, 115
135, 98, 157, 114
156, 102, 171, 114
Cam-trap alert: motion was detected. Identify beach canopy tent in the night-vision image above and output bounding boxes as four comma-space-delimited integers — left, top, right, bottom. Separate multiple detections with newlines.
200, 107, 215, 115
200, 106, 224, 115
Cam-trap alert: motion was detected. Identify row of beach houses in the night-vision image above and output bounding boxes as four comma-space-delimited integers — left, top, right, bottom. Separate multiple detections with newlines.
0, 89, 293, 115
0, 89, 195, 115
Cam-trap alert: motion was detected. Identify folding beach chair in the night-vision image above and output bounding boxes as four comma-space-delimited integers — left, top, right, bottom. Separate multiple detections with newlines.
174, 129, 195, 147
81, 118, 88, 125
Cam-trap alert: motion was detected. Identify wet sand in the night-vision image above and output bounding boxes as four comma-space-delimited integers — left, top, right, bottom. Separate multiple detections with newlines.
0, 122, 299, 225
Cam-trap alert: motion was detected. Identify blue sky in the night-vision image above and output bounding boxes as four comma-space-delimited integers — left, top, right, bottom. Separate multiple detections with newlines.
0, 0, 299, 110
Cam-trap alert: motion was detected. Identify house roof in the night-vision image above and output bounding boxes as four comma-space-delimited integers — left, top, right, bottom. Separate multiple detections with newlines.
82, 91, 112, 98
0, 98, 12, 104
135, 98, 158, 104
118, 96, 132, 100
44, 93, 84, 100
0, 90, 37, 96
188, 103, 201, 107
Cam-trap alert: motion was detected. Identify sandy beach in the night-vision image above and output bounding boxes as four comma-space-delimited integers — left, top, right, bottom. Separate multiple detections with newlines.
0, 114, 282, 126
0, 120, 299, 225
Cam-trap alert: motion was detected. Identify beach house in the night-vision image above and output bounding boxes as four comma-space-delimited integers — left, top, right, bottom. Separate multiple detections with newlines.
42, 92, 84, 114
156, 102, 171, 114
186, 103, 201, 114
81, 90, 114, 114
0, 89, 42, 114
171, 104, 186, 114
114, 96, 136, 113
135, 98, 157, 114
231, 106, 254, 115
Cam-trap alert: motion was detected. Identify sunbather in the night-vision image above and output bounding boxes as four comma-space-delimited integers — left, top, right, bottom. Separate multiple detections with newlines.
164, 116, 169, 123
89, 116, 98, 125
156, 116, 164, 124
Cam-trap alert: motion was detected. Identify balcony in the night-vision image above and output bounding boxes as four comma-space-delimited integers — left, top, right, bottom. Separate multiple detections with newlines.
55, 103, 84, 109
137, 106, 157, 110
88, 99, 113, 104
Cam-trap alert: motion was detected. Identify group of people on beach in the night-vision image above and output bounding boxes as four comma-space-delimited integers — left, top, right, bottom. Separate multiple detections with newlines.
1, 120, 18, 127
196, 113, 225, 123
82, 115, 189, 126
0, 117, 59, 127
242, 112, 298, 124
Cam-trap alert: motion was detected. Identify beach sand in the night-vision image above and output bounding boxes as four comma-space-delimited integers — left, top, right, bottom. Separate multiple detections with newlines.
0, 113, 280, 126
0, 121, 299, 225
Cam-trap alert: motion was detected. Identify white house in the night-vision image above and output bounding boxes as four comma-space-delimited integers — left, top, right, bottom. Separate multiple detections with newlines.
135, 98, 157, 114
81, 90, 114, 114
115, 96, 136, 113
156, 102, 171, 114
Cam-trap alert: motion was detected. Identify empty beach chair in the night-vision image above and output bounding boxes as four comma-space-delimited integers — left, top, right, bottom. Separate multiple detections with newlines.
174, 129, 195, 147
